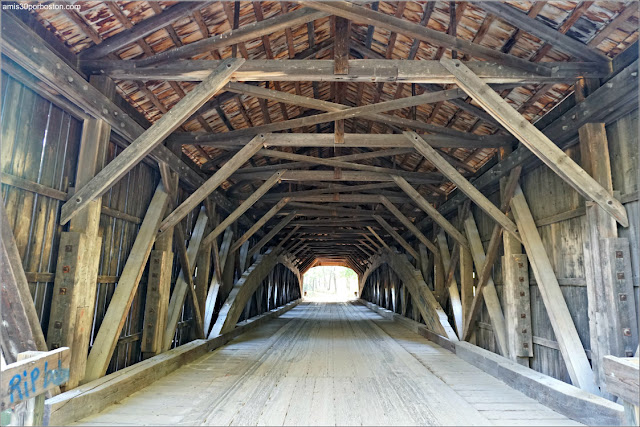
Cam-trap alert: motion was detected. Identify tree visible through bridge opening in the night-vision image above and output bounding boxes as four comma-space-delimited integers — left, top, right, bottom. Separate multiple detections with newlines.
303, 266, 358, 302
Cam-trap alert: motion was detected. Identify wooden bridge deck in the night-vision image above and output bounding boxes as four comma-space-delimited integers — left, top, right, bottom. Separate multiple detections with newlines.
74, 302, 582, 426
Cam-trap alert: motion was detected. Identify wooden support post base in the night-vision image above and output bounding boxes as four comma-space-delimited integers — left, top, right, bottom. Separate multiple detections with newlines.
141, 250, 173, 357
47, 231, 102, 390
502, 253, 533, 366
585, 228, 639, 390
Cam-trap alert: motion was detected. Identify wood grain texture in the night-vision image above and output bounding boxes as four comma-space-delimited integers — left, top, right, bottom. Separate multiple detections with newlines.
84, 184, 169, 382
69, 303, 583, 426
59, 58, 244, 224
510, 185, 598, 394
443, 58, 628, 227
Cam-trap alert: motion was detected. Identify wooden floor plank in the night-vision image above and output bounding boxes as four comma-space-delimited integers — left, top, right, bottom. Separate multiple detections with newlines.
72, 302, 582, 426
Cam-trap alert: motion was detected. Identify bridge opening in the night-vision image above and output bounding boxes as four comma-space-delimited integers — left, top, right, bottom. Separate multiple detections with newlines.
302, 266, 359, 302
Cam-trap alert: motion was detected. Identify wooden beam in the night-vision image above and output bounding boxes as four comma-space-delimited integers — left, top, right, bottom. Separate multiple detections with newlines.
248, 212, 297, 259
204, 228, 233, 337
510, 185, 598, 394
82, 59, 605, 83
171, 132, 508, 150
48, 100, 111, 388
442, 58, 628, 227
59, 58, 244, 225
391, 175, 468, 248
603, 355, 640, 408
84, 184, 169, 382
378, 196, 439, 255
462, 214, 509, 356
136, 8, 329, 65
284, 203, 389, 217
163, 209, 209, 351
404, 131, 520, 240
141, 170, 178, 359
302, 1, 554, 75
481, 2, 609, 63
254, 149, 443, 181
256, 182, 401, 200
291, 194, 410, 204
230, 198, 290, 253
141, 248, 173, 356
436, 230, 464, 337
159, 135, 264, 234
367, 226, 390, 251
171, 88, 464, 146
334, 16, 350, 144
459, 242, 474, 326
201, 170, 285, 248
0, 204, 48, 364
224, 81, 524, 142
78, 2, 206, 59
373, 215, 419, 260
461, 166, 521, 344
233, 170, 441, 185
173, 225, 206, 340
383, 250, 458, 340
414, 59, 638, 234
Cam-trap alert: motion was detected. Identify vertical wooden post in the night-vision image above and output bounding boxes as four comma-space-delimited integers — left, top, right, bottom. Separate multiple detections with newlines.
334, 16, 349, 145
578, 116, 638, 390
400, 284, 408, 317
503, 254, 533, 361
195, 226, 213, 323
48, 76, 112, 389
436, 230, 464, 337
459, 245, 474, 325
432, 225, 445, 304
418, 244, 432, 290
500, 147, 532, 366
141, 249, 173, 358
142, 166, 177, 358
238, 241, 250, 273
162, 208, 208, 350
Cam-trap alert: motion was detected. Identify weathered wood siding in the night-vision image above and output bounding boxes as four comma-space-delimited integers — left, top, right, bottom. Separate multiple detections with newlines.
466, 109, 639, 384
0, 72, 197, 374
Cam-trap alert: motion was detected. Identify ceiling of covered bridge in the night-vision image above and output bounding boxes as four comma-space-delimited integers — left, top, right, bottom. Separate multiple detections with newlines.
27, 1, 639, 272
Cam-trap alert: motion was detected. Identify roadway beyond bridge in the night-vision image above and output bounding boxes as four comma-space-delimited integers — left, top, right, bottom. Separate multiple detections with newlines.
73, 302, 581, 426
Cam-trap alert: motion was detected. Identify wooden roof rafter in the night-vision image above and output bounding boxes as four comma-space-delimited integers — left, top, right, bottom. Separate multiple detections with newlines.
5, 1, 639, 266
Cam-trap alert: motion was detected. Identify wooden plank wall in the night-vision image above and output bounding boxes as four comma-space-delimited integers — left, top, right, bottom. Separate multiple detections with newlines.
1, 71, 81, 335
455, 108, 639, 384
0, 72, 204, 375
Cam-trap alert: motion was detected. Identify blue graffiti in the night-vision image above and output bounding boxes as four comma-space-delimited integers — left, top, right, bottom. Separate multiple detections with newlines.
8, 374, 23, 404
7, 360, 69, 404
43, 360, 70, 388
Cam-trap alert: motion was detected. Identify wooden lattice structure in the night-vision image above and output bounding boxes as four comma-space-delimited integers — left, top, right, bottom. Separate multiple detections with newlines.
0, 1, 638, 425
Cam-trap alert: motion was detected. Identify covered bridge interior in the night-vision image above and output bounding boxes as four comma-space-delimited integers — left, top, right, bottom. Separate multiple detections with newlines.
0, 1, 639, 426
